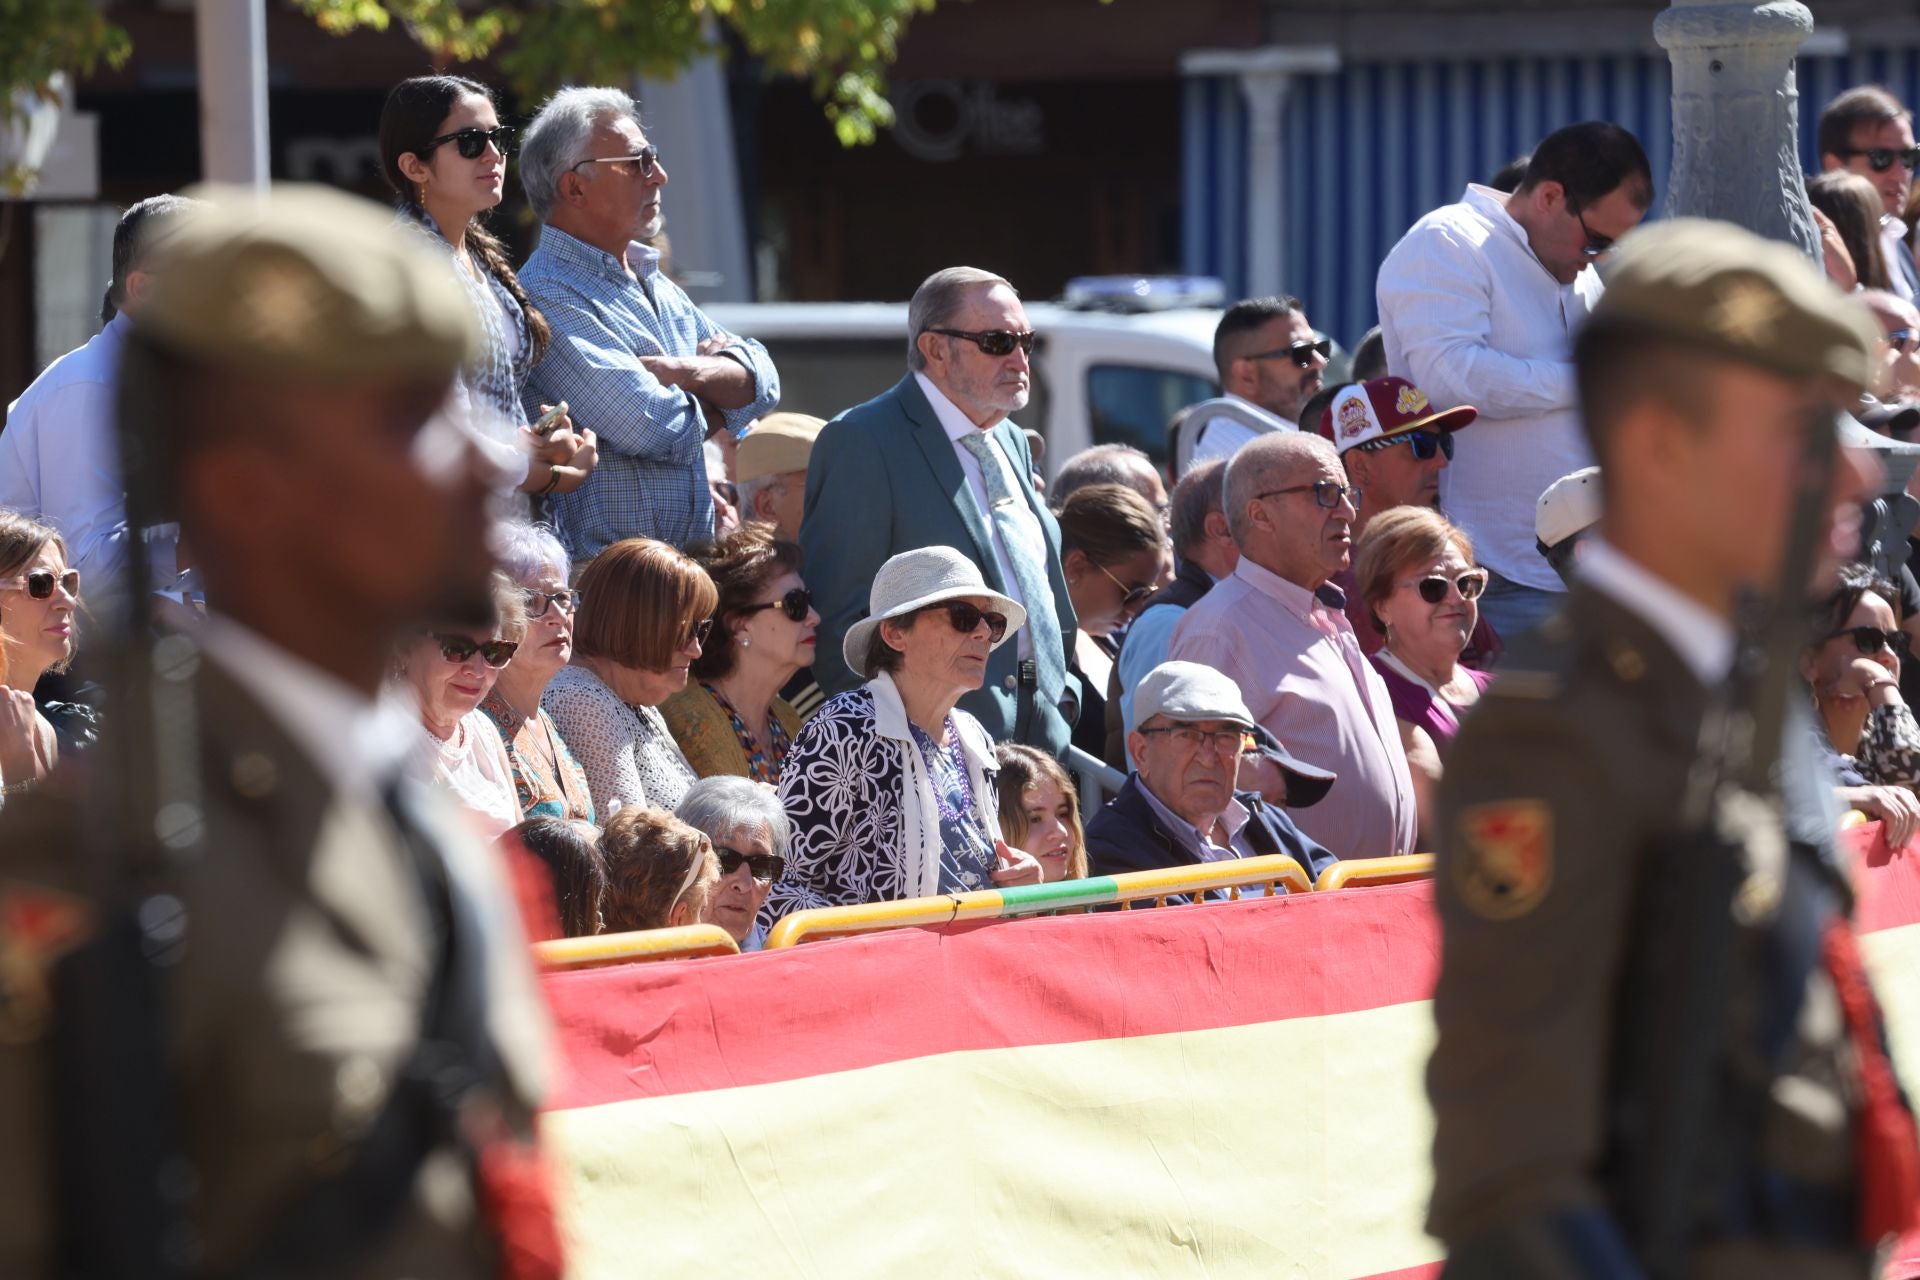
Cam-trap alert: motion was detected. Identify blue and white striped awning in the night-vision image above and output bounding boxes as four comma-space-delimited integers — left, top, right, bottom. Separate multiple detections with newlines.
1183, 46, 1920, 348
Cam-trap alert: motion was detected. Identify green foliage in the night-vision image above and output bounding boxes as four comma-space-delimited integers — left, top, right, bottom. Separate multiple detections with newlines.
292, 0, 947, 144
0, 0, 130, 191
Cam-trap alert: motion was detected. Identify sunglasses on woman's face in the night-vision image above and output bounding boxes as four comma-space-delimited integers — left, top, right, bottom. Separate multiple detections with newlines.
423, 124, 516, 160
10, 569, 80, 600
430, 632, 519, 667
715, 847, 786, 884
932, 600, 1010, 643
1404, 570, 1489, 605
740, 587, 813, 623
1829, 625, 1911, 658
682, 618, 716, 650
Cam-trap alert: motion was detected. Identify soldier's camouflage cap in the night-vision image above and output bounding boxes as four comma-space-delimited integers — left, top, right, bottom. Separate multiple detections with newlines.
134, 183, 476, 380
1588, 216, 1880, 391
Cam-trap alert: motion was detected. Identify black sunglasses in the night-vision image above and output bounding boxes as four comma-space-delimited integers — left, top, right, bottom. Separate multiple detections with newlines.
1244, 337, 1333, 370
1256, 480, 1363, 510
13, 568, 80, 600
1095, 562, 1153, 612
1573, 206, 1616, 259
715, 846, 786, 884
1890, 328, 1920, 357
569, 145, 661, 179
927, 328, 1036, 357
1829, 625, 1912, 658
926, 600, 1009, 642
522, 588, 578, 618
422, 124, 516, 161
1837, 146, 1920, 173
430, 632, 519, 667
683, 617, 716, 649
1356, 429, 1456, 462
1407, 570, 1489, 605
741, 587, 813, 623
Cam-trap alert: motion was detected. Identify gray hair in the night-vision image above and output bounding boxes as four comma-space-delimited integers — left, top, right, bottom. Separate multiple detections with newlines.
494, 520, 571, 587
519, 86, 643, 220
735, 470, 790, 519
1223, 432, 1340, 546
906, 266, 1016, 371
675, 775, 791, 858
1168, 458, 1227, 558
1053, 443, 1158, 506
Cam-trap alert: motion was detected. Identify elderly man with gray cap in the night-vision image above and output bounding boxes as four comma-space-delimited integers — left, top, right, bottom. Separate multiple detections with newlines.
0, 187, 557, 1277
1429, 218, 1912, 1279
1086, 661, 1337, 902
760, 546, 1043, 930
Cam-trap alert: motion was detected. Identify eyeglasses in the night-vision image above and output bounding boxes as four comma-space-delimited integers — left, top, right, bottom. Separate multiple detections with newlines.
1242, 337, 1332, 370
740, 587, 813, 623
1354, 429, 1456, 462
1256, 480, 1362, 510
1836, 146, 1920, 173
1889, 328, 1920, 356
569, 145, 662, 179
1137, 725, 1248, 756
928, 600, 1009, 642
522, 588, 578, 618
429, 632, 519, 667
714, 846, 786, 884
1827, 625, 1912, 658
683, 618, 715, 649
9, 568, 81, 600
1095, 562, 1153, 612
1402, 570, 1489, 605
927, 328, 1036, 357
1573, 206, 1615, 259
421, 125, 516, 161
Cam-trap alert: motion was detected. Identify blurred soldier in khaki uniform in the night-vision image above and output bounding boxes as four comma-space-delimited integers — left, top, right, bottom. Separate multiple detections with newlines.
0, 188, 556, 1277
1431, 220, 1920, 1278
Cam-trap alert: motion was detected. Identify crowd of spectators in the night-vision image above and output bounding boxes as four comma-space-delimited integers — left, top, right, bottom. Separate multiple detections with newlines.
6, 74, 1920, 952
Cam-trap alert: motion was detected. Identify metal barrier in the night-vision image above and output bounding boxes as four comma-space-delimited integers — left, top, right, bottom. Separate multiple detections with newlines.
1314, 853, 1435, 892
1063, 744, 1128, 820
765, 853, 1311, 949
535, 924, 740, 969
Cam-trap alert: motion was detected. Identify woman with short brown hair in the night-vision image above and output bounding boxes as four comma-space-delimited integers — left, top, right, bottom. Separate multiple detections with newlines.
543, 538, 717, 815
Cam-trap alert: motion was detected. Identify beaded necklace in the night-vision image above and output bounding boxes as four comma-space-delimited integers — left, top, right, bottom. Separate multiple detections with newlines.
705, 682, 791, 785
911, 716, 974, 823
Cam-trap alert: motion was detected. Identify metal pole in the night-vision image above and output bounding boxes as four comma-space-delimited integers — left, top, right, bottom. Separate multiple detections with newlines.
1655, 0, 1818, 256
195, 0, 269, 187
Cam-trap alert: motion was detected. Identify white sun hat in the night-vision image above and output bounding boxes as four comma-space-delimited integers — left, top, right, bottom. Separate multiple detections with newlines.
842, 545, 1026, 678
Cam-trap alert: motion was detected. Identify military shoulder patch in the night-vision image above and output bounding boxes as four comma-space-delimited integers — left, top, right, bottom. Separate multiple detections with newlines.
1453, 800, 1554, 920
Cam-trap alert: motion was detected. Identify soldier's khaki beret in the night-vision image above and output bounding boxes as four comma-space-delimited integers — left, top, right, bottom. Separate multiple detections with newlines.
735, 412, 827, 484
1588, 217, 1879, 390
135, 183, 476, 380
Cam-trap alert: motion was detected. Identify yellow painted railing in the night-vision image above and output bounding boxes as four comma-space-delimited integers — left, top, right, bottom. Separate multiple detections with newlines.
1314, 853, 1436, 892
765, 854, 1311, 950
535, 924, 739, 969
1840, 809, 1871, 831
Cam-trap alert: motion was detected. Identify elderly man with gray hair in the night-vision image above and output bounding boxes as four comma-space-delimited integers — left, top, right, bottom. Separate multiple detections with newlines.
676, 775, 790, 950
799, 265, 1080, 757
1167, 431, 1418, 861
517, 86, 780, 556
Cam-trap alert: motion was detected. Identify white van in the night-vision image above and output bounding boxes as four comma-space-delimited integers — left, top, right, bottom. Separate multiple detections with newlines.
706, 279, 1228, 476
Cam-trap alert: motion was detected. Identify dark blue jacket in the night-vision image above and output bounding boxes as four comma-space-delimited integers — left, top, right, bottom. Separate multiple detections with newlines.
1085, 775, 1339, 902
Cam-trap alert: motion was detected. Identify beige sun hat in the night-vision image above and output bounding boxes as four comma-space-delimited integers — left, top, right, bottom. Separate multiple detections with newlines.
842, 545, 1025, 678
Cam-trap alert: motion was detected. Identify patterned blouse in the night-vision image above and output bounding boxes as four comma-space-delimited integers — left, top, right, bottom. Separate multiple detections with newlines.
1854, 702, 1920, 789
478, 690, 596, 826
397, 205, 535, 429
541, 663, 698, 817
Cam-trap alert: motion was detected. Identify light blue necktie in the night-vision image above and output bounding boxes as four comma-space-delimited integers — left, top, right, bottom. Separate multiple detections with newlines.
955, 429, 1067, 708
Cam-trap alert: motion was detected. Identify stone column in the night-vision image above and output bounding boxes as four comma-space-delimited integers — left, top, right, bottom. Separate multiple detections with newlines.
195, 0, 269, 187
1655, 0, 1818, 256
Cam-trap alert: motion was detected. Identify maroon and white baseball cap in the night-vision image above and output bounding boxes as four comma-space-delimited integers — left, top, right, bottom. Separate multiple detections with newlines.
1316, 376, 1477, 451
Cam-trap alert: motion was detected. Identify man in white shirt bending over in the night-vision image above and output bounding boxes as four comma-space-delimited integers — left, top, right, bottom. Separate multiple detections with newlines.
1377, 122, 1651, 638
1172, 296, 1330, 476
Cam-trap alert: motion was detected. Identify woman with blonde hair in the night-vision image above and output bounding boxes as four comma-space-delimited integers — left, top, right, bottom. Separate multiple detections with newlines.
599, 807, 720, 933
993, 744, 1088, 884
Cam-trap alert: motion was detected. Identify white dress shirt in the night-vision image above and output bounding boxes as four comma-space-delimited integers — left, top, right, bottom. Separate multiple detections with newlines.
0, 315, 133, 587
1377, 184, 1604, 593
1575, 538, 1735, 686
1187, 393, 1296, 469
913, 371, 1037, 659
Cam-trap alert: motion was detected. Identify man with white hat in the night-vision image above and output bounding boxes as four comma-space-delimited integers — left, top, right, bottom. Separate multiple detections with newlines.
1534, 464, 1602, 586
735, 412, 825, 541
1085, 661, 1338, 900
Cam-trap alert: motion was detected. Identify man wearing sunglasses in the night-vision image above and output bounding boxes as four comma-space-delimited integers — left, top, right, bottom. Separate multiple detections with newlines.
1379, 121, 1651, 639
1819, 85, 1920, 301
801, 266, 1080, 757
1172, 295, 1330, 477
517, 87, 781, 556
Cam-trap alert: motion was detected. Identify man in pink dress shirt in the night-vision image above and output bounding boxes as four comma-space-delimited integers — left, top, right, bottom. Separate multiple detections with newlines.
1167, 432, 1420, 860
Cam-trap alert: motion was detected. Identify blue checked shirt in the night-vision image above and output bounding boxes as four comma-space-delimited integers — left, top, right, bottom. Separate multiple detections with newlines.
520, 227, 779, 555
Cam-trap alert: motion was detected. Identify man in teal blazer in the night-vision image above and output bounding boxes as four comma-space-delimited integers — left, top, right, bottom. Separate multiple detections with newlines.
799, 267, 1080, 757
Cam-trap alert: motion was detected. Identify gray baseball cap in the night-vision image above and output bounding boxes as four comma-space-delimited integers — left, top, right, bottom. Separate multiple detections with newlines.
1131, 661, 1336, 808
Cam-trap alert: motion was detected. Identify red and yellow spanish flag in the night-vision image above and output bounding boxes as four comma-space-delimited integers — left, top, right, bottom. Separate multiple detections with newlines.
539, 827, 1920, 1279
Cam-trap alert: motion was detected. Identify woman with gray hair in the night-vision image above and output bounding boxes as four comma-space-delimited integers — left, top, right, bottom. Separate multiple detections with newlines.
676, 775, 789, 950
480, 522, 595, 824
